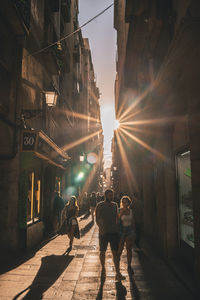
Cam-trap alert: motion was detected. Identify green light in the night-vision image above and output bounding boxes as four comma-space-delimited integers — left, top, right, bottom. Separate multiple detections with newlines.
184, 168, 191, 178
75, 171, 85, 183
78, 172, 84, 179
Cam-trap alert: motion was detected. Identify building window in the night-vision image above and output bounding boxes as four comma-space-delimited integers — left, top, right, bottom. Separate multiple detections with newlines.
177, 150, 194, 248
27, 172, 41, 224
55, 176, 61, 194
35, 180, 41, 218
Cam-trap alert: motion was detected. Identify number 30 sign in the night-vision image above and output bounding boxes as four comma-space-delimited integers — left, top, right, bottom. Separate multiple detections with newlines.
22, 131, 37, 151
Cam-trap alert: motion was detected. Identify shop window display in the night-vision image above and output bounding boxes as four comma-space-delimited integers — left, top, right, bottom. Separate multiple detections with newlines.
177, 151, 194, 248
27, 172, 41, 223
55, 177, 61, 194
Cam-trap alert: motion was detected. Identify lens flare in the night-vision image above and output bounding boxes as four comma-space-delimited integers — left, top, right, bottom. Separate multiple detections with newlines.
77, 172, 84, 179
75, 172, 85, 183
65, 186, 77, 198
87, 152, 98, 164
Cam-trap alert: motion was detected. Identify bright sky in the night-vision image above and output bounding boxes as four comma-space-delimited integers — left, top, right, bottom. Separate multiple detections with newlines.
79, 0, 116, 168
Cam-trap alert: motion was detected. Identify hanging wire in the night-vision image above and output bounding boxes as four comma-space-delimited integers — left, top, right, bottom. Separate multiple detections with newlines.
27, 3, 114, 58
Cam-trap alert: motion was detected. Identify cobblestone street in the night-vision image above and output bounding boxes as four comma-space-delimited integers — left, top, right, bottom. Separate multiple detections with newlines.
0, 214, 194, 299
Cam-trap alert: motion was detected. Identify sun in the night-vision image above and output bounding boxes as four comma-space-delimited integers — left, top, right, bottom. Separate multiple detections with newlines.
114, 119, 120, 130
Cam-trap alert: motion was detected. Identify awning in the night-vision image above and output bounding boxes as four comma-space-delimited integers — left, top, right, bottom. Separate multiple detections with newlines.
21, 130, 70, 169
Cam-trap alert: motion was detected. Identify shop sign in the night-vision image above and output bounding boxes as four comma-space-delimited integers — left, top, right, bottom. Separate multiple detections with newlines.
21, 130, 70, 168
22, 131, 37, 151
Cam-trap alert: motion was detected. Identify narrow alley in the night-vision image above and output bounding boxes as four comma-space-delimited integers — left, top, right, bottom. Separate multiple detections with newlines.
1, 0, 200, 298
0, 213, 194, 300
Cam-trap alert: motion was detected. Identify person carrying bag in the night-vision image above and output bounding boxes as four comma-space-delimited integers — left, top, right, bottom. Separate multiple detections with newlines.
62, 196, 80, 249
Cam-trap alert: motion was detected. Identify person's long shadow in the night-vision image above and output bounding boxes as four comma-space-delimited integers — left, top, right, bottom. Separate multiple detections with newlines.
128, 272, 140, 300
96, 275, 105, 300
80, 220, 94, 237
79, 211, 90, 221
12, 254, 74, 300
115, 281, 127, 300
0, 234, 58, 275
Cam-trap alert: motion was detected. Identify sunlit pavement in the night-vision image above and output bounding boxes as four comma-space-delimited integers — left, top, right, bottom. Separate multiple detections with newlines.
0, 214, 194, 300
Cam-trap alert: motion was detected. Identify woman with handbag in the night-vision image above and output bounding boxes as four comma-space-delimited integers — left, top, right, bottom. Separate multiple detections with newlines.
65, 196, 80, 249
118, 195, 136, 274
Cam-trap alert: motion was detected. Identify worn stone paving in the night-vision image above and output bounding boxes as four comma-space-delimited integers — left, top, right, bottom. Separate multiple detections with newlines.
0, 214, 194, 299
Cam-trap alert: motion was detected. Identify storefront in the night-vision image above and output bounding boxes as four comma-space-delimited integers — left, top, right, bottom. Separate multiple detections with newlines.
176, 150, 194, 266
19, 130, 70, 249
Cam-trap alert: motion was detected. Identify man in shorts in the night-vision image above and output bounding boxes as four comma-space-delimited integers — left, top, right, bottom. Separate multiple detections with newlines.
95, 189, 125, 281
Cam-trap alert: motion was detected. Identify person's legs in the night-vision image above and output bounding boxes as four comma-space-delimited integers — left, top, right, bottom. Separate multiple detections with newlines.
126, 237, 133, 266
100, 251, 106, 270
58, 210, 62, 231
110, 233, 125, 281
53, 213, 59, 232
118, 237, 125, 274
126, 236, 134, 274
68, 224, 76, 247
99, 234, 108, 276
118, 237, 125, 258
112, 250, 120, 274
90, 206, 95, 221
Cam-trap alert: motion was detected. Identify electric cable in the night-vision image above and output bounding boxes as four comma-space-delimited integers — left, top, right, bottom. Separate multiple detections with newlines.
27, 2, 114, 57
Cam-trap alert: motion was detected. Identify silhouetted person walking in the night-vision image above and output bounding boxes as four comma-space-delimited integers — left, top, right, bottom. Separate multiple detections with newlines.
64, 196, 80, 249
53, 192, 65, 233
95, 189, 125, 281
89, 192, 97, 222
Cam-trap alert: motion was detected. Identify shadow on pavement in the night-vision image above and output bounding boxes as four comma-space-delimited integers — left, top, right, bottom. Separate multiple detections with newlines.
96, 275, 106, 300
63, 246, 72, 255
0, 233, 58, 275
136, 250, 163, 300
115, 281, 127, 300
136, 249, 194, 300
12, 254, 74, 300
128, 272, 140, 300
79, 211, 90, 221
80, 220, 94, 237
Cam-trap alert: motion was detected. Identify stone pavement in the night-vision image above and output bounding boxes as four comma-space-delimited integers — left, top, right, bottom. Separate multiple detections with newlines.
0, 214, 195, 300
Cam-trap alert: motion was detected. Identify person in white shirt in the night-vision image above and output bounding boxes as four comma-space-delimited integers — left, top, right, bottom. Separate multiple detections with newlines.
118, 195, 136, 274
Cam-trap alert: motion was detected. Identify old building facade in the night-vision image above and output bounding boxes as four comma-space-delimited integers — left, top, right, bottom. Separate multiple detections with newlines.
113, 0, 200, 286
0, 0, 103, 255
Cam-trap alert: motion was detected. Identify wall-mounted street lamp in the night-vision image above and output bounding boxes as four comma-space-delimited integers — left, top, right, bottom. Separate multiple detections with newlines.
80, 155, 84, 162
113, 166, 117, 171
21, 83, 59, 121
44, 83, 59, 107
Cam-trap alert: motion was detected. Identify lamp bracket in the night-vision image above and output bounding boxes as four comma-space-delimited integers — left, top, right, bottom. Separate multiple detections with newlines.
21, 109, 43, 119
